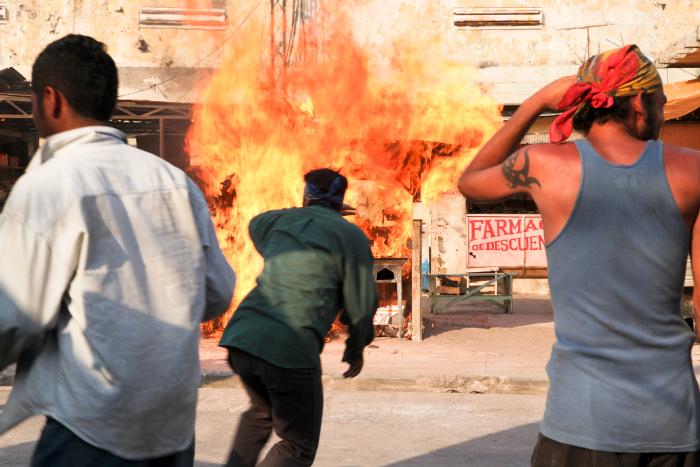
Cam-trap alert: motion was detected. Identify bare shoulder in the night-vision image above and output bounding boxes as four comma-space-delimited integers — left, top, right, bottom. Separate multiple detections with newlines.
500, 143, 579, 191
664, 142, 700, 164
664, 142, 700, 181
508, 142, 579, 165
531, 142, 579, 160
509, 142, 580, 173
660, 142, 700, 225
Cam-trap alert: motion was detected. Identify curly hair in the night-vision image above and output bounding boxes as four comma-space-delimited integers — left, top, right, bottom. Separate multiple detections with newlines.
572, 92, 655, 134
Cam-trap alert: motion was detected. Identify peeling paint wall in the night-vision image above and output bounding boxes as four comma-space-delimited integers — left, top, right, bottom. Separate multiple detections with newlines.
346, 0, 700, 103
0, 1, 697, 103
0, 0, 263, 101
1, 1, 247, 67
349, 0, 699, 68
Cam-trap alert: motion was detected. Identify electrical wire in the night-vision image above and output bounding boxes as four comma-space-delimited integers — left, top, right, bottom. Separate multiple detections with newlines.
118, 0, 265, 99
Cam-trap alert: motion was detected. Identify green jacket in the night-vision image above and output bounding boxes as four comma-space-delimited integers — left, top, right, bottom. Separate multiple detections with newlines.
219, 205, 378, 368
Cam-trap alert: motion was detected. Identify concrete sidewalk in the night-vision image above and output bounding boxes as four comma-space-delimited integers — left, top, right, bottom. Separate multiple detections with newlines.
0, 295, 557, 393
201, 295, 700, 393
201, 295, 555, 393
4, 294, 700, 393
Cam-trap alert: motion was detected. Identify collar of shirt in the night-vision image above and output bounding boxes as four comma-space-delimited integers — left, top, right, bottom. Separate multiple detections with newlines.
27, 126, 127, 172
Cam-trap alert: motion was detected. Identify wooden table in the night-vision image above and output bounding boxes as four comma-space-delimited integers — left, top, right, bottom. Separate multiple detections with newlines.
428, 270, 515, 315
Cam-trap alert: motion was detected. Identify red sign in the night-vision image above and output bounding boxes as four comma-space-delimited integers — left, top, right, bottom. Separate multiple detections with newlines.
467, 215, 547, 268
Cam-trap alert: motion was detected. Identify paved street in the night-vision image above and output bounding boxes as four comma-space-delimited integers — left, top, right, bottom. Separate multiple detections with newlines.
0, 388, 545, 467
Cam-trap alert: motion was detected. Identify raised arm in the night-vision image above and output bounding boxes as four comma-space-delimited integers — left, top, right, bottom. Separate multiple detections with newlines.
458, 76, 576, 201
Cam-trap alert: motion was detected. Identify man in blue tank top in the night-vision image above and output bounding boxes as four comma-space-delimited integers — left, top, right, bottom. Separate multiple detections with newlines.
459, 45, 700, 466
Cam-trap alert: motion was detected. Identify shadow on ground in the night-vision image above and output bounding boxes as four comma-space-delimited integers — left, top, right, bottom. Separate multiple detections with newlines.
0, 441, 35, 466
383, 422, 539, 467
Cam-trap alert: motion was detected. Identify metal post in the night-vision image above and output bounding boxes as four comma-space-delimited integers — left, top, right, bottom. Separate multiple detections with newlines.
397, 269, 403, 340
158, 118, 165, 159
270, 0, 276, 89
411, 218, 423, 342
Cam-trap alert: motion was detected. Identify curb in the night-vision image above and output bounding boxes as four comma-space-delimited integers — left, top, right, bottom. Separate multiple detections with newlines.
201, 371, 549, 395
2, 370, 550, 396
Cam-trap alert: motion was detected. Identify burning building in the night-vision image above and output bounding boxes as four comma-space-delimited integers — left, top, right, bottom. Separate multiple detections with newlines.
1, 0, 700, 336
185, 2, 502, 335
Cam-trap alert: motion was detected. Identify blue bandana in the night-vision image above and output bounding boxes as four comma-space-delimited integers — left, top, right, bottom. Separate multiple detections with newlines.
303, 175, 345, 209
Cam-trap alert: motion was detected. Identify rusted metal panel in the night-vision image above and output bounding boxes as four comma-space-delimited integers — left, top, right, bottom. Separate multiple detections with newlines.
139, 7, 226, 30
453, 7, 544, 30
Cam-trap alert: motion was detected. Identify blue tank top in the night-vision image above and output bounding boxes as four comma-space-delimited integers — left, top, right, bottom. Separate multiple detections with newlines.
542, 139, 700, 452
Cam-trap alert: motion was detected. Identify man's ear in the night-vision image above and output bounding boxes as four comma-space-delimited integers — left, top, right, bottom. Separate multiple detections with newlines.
43, 86, 63, 119
630, 92, 646, 116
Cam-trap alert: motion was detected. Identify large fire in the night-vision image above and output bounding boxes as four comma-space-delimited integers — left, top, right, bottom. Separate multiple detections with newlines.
186, 2, 502, 331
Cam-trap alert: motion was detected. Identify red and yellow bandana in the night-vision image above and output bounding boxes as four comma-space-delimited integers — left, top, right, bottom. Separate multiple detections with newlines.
550, 44, 662, 143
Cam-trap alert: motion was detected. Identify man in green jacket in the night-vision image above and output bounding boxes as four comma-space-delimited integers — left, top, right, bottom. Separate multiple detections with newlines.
220, 168, 378, 467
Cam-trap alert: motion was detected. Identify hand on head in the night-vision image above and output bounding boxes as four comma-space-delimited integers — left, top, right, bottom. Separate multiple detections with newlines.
530, 76, 578, 113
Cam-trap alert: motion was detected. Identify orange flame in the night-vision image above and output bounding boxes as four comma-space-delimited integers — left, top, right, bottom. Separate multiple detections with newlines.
186, 2, 502, 331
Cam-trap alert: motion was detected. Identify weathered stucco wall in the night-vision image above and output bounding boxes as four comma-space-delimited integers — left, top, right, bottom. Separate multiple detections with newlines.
350, 0, 699, 67
347, 0, 700, 103
0, 0, 261, 100
0, 0, 245, 66
0, 1, 697, 103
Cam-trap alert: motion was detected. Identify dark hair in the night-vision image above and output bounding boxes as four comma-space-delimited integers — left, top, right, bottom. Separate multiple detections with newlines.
303, 168, 348, 208
572, 93, 654, 134
32, 34, 118, 121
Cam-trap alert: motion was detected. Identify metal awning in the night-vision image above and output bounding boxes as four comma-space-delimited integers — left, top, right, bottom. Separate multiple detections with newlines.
0, 92, 192, 135
665, 79, 700, 120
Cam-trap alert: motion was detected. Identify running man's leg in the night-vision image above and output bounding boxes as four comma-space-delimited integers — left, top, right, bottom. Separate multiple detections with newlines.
226, 348, 275, 467
258, 365, 323, 467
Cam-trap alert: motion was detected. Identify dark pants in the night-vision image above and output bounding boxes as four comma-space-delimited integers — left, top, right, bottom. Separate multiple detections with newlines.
532, 433, 700, 467
30, 418, 194, 467
226, 348, 323, 467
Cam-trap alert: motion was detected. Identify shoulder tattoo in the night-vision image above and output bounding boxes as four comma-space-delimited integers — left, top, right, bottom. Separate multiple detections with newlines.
502, 149, 542, 189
